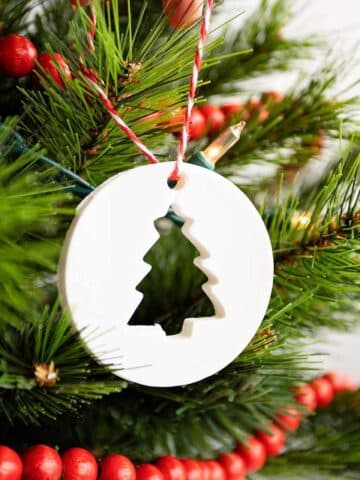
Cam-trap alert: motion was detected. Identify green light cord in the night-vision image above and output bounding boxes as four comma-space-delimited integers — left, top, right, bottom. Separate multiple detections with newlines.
1, 125, 215, 226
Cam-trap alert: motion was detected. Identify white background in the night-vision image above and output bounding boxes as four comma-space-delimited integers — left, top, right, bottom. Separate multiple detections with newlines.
219, 1, 360, 381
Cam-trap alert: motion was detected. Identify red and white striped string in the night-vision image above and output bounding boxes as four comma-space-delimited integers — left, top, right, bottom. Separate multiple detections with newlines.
171, 0, 214, 182
87, 3, 97, 53
82, 0, 214, 180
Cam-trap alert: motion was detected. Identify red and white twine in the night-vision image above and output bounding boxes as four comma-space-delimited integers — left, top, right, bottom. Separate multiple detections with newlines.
172, 0, 214, 182
87, 4, 97, 53
82, 0, 214, 180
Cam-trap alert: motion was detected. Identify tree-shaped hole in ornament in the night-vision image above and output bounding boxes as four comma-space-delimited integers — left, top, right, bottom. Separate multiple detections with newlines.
128, 215, 215, 336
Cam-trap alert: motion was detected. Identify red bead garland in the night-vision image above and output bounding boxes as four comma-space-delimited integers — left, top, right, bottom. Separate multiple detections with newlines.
188, 108, 207, 141
236, 436, 267, 473
256, 425, 286, 457
62, 448, 98, 480
0, 34, 37, 78
34, 53, 72, 89
137, 464, 165, 480
0, 446, 22, 480
162, 0, 204, 30
100, 454, 136, 480
202, 461, 225, 480
198, 105, 226, 135
275, 406, 302, 432
324, 371, 357, 394
310, 377, 335, 408
217, 452, 246, 480
22, 445, 62, 480
0, 372, 357, 479
294, 383, 317, 412
155, 456, 186, 480
180, 459, 203, 480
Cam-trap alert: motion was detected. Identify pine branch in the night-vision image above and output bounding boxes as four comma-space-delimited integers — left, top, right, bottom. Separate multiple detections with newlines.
0, 122, 73, 328
0, 300, 124, 425
202, 0, 318, 97
257, 392, 360, 479
268, 142, 360, 331
217, 64, 359, 178
20, 1, 223, 185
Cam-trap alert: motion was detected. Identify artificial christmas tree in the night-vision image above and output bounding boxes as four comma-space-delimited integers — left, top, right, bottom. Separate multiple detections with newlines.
0, 0, 359, 478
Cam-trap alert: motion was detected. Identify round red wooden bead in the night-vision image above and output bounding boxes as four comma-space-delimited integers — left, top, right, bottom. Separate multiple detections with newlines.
162, 0, 203, 30
217, 452, 246, 480
100, 454, 136, 480
0, 34, 37, 78
221, 104, 244, 121
22, 445, 62, 480
198, 462, 211, 480
180, 459, 203, 480
137, 464, 165, 480
35, 52, 72, 88
294, 384, 317, 412
275, 406, 302, 432
310, 378, 334, 408
236, 436, 267, 473
0, 446, 22, 480
324, 372, 357, 394
156, 456, 186, 480
202, 461, 225, 480
189, 108, 206, 140
62, 448, 98, 480
256, 425, 285, 457
199, 105, 226, 135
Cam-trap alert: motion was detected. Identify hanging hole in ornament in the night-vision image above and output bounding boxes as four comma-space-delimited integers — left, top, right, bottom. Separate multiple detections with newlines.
167, 169, 187, 190
128, 211, 215, 335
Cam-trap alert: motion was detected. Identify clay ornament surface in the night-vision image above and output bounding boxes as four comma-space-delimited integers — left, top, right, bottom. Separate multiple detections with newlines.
58, 162, 273, 387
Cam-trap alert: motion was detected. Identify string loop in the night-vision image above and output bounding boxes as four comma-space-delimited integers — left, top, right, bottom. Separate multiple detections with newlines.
82, 0, 214, 180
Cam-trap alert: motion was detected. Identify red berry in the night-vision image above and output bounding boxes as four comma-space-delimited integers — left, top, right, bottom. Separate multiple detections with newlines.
35, 52, 72, 88
0, 34, 37, 78
217, 453, 246, 480
155, 456, 186, 480
221, 104, 244, 121
0, 446, 22, 480
310, 378, 334, 408
294, 384, 317, 412
275, 406, 302, 432
62, 448, 98, 480
202, 461, 225, 480
100, 454, 136, 480
22, 445, 62, 480
180, 460, 203, 480
324, 372, 357, 394
256, 425, 285, 457
162, 0, 203, 30
137, 464, 164, 480
236, 437, 267, 473
199, 105, 226, 135
189, 107, 206, 140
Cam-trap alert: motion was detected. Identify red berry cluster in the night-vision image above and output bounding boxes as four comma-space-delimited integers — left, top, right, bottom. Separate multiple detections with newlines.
0, 34, 72, 88
0, 372, 356, 480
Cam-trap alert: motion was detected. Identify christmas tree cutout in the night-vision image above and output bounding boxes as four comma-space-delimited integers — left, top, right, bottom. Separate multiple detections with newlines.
129, 215, 215, 336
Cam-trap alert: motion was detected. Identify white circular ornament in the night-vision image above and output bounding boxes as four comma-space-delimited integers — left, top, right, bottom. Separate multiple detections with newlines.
58, 162, 273, 387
